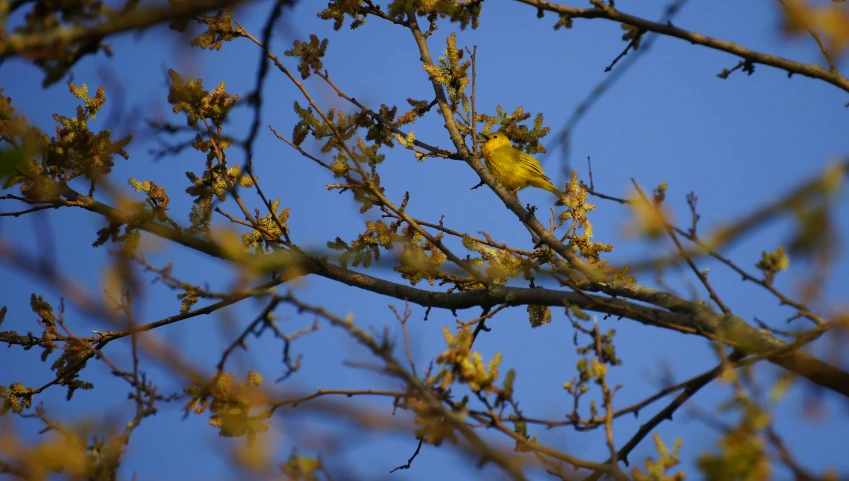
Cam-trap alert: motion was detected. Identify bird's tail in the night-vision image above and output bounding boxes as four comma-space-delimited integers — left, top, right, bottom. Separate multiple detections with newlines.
534, 178, 563, 197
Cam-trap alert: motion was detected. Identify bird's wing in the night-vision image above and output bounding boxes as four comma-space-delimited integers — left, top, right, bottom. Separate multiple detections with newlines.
510, 149, 551, 181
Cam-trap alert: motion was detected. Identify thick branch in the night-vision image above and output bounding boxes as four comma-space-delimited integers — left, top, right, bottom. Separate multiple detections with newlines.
23, 180, 849, 399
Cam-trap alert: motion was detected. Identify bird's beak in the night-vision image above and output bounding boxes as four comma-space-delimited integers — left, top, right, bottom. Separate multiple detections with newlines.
478, 132, 490, 141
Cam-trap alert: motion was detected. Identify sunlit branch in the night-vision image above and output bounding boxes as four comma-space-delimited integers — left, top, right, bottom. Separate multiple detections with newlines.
7, 174, 849, 398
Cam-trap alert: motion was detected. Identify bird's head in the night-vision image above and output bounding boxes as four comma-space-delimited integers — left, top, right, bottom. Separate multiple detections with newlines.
478, 131, 511, 149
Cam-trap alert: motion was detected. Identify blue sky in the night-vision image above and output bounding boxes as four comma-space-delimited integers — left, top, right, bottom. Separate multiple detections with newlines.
2, 0, 848, 479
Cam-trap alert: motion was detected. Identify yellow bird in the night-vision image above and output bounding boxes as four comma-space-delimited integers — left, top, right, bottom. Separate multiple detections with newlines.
479, 131, 561, 196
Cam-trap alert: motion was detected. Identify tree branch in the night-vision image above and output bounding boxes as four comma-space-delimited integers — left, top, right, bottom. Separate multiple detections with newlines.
0, 0, 252, 60
15, 179, 849, 398
516, 0, 849, 94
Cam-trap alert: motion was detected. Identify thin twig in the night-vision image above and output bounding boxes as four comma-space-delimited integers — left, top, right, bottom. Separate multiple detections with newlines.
776, 0, 837, 72
631, 179, 731, 314
390, 437, 425, 473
